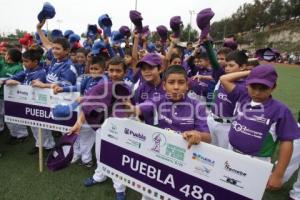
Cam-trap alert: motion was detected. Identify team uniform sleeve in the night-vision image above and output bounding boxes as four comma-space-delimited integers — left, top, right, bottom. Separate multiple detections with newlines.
227, 84, 248, 104
276, 107, 300, 141
10, 71, 25, 82
58, 65, 77, 87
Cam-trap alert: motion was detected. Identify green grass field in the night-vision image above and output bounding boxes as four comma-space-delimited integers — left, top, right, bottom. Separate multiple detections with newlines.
0, 64, 299, 200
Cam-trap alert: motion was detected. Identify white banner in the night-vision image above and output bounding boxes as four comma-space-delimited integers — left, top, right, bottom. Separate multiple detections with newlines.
4, 85, 80, 132
98, 118, 273, 200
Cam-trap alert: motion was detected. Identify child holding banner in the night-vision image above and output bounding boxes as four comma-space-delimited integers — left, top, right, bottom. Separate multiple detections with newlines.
60, 56, 130, 200
219, 64, 300, 190
28, 20, 78, 154
126, 65, 211, 200
53, 56, 107, 167
5, 48, 54, 154
0, 48, 28, 144
128, 65, 211, 147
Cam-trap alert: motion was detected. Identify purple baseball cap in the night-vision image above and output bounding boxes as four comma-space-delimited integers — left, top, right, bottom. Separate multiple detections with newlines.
37, 2, 56, 22
196, 8, 215, 39
156, 25, 168, 42
82, 82, 131, 130
46, 134, 78, 171
137, 53, 162, 68
170, 16, 183, 38
129, 10, 143, 33
246, 64, 278, 88
223, 39, 238, 50
119, 26, 131, 38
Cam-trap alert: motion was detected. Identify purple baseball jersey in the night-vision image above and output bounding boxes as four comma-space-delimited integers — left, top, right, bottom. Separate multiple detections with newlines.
210, 79, 246, 118
228, 85, 300, 157
138, 95, 209, 133
134, 81, 165, 104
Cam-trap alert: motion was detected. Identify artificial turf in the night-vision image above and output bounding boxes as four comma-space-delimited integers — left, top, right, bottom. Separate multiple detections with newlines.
0, 64, 299, 200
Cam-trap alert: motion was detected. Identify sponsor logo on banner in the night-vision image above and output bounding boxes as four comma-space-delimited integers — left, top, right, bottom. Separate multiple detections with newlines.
17, 90, 29, 96
192, 152, 215, 167
165, 144, 186, 161
126, 139, 142, 149
124, 128, 146, 141
151, 132, 166, 153
108, 123, 119, 140
224, 161, 247, 177
37, 93, 47, 104
193, 165, 212, 177
16, 89, 29, 100
151, 133, 184, 167
220, 175, 244, 189
109, 123, 119, 135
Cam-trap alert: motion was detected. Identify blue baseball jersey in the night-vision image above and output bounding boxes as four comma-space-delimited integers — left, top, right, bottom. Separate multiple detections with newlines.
46, 58, 77, 86
10, 66, 47, 85
63, 75, 107, 95
75, 64, 85, 76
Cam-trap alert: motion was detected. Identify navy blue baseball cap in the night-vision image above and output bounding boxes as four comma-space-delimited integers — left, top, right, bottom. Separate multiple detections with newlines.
46, 133, 78, 171
111, 31, 125, 46
51, 29, 63, 40
37, 2, 56, 22
69, 33, 80, 44
91, 40, 106, 55
98, 14, 112, 37
64, 30, 74, 39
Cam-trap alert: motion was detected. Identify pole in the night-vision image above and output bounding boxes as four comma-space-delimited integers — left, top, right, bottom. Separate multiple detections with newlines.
38, 128, 43, 172
188, 10, 194, 42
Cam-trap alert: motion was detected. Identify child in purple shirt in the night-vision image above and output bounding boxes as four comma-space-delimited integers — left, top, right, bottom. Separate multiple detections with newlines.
127, 65, 211, 200
129, 65, 211, 147
69, 56, 130, 200
220, 64, 300, 191
204, 41, 248, 148
134, 53, 165, 107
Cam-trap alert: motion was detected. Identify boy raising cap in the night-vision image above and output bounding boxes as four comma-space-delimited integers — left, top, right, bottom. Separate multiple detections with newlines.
220, 64, 300, 190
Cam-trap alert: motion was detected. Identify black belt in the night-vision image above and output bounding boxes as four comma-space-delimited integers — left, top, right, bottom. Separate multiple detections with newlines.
213, 117, 231, 123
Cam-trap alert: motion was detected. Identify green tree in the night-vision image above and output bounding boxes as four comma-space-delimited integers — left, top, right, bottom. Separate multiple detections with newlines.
180, 24, 198, 42
15, 29, 26, 38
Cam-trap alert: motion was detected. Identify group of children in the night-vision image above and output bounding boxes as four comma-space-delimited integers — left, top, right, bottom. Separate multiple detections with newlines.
0, 9, 299, 200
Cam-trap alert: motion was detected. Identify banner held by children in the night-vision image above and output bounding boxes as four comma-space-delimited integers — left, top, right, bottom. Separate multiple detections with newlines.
98, 118, 273, 200
4, 85, 80, 132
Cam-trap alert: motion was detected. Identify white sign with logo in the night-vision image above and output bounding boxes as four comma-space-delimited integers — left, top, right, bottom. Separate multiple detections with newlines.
97, 118, 273, 200
4, 85, 80, 132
